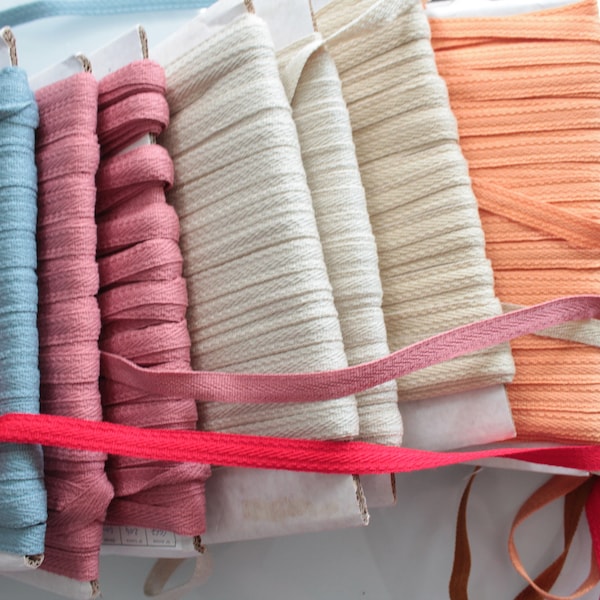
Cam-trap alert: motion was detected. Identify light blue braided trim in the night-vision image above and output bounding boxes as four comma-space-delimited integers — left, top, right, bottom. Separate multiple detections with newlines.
0, 0, 217, 27
0, 66, 46, 556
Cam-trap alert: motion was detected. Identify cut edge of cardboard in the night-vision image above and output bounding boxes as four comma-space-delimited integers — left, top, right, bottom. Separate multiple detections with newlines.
100, 526, 201, 558
0, 552, 43, 573
1, 26, 17, 67
29, 54, 88, 91
360, 474, 397, 509
87, 25, 146, 80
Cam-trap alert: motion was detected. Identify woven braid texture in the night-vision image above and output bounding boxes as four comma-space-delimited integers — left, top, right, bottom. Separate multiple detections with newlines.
160, 14, 359, 441
96, 60, 210, 537
0, 66, 47, 558
316, 0, 516, 404
3, 296, 600, 471
277, 35, 402, 446
430, 0, 600, 443
35, 72, 113, 581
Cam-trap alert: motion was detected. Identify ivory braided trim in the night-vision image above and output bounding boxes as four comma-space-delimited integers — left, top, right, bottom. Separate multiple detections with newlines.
161, 14, 358, 440
277, 34, 402, 446
316, 0, 516, 403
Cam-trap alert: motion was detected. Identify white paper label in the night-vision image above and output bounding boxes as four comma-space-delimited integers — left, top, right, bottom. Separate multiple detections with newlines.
101, 526, 199, 558
102, 526, 176, 548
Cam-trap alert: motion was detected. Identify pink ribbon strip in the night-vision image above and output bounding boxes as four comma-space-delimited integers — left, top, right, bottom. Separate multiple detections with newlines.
101, 294, 600, 403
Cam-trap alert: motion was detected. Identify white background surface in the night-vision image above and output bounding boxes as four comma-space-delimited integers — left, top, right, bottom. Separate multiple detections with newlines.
0, 3, 597, 599
1, 466, 597, 599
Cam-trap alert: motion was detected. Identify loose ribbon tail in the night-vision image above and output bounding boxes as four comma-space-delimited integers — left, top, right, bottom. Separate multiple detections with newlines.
0, 0, 217, 27
514, 477, 596, 600
100, 295, 600, 405
449, 467, 481, 600
451, 472, 600, 600
509, 476, 600, 600
585, 479, 600, 580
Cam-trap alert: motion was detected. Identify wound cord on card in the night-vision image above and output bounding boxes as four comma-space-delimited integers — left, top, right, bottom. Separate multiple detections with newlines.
0, 66, 47, 558
429, 0, 600, 444
35, 71, 114, 581
160, 14, 359, 441
277, 34, 403, 446
314, 0, 516, 447
96, 60, 210, 536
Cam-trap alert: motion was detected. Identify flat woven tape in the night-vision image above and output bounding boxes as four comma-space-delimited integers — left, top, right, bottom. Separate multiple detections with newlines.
429, 0, 600, 443
277, 33, 402, 446
316, 0, 516, 404
160, 14, 359, 441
